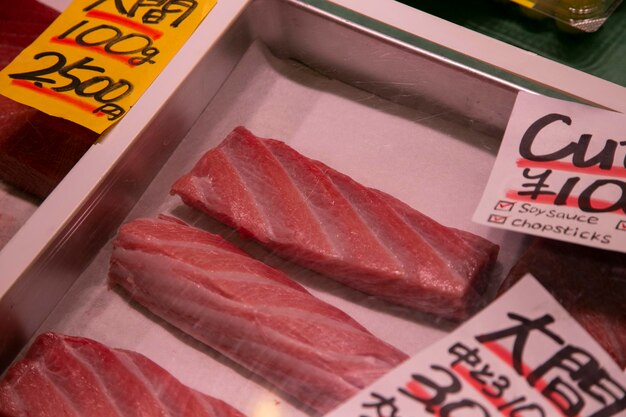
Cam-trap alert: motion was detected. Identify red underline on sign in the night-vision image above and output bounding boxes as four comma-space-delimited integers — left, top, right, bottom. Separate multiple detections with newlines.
49, 37, 134, 66
482, 341, 581, 417
452, 363, 514, 415
404, 381, 442, 416
516, 158, 626, 179
11, 79, 103, 115
505, 190, 625, 216
86, 9, 163, 39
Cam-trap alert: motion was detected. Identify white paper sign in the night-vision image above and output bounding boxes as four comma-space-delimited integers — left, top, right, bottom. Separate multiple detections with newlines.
324, 274, 626, 417
473, 92, 626, 254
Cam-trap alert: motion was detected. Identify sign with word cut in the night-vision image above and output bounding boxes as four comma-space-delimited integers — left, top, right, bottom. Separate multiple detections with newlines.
0, 0, 217, 134
324, 274, 626, 417
473, 91, 626, 253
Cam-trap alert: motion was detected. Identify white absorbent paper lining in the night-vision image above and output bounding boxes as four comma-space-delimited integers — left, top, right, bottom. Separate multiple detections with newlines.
29, 42, 528, 417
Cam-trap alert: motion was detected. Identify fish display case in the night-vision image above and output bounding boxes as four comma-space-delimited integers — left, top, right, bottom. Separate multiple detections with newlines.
0, 0, 624, 415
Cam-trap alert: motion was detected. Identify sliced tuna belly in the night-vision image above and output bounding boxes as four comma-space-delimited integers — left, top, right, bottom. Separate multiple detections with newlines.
0, 332, 247, 417
109, 215, 408, 414
171, 126, 499, 320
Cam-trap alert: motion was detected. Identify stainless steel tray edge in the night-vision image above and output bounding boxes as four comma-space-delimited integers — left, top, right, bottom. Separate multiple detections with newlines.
252, 0, 523, 135
1, 0, 551, 370
0, 0, 252, 369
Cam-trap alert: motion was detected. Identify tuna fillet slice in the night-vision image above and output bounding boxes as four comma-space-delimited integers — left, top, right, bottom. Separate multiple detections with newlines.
0, 332, 247, 417
499, 239, 626, 369
109, 215, 408, 414
171, 126, 499, 319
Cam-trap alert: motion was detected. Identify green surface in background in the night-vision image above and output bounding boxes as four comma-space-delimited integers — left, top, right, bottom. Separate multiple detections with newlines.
307, 0, 580, 100
398, 0, 626, 88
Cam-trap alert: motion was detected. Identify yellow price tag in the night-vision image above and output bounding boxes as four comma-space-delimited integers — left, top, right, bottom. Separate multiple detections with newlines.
0, 0, 216, 133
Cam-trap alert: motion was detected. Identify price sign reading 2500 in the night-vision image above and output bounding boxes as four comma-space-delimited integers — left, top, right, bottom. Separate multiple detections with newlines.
0, 0, 216, 132
9, 52, 132, 121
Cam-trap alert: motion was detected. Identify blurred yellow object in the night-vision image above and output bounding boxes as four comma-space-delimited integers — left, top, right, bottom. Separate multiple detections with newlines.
509, 0, 621, 32
557, 0, 603, 17
512, 0, 538, 8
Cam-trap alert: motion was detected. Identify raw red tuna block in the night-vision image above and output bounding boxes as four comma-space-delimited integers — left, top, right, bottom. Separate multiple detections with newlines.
0, 332, 247, 417
499, 238, 626, 369
0, 0, 98, 198
171, 127, 499, 320
109, 215, 408, 414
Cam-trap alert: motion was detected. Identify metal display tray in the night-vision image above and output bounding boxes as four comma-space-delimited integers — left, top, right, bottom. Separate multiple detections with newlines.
0, 0, 586, 414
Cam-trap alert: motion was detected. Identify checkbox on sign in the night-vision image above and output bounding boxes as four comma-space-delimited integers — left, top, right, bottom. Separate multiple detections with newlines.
616, 220, 626, 231
494, 200, 515, 212
488, 214, 507, 225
